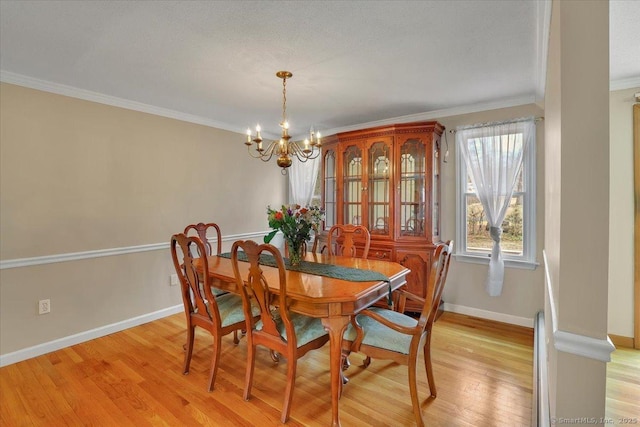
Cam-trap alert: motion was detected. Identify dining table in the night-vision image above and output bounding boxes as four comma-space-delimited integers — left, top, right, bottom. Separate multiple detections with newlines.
195, 250, 410, 427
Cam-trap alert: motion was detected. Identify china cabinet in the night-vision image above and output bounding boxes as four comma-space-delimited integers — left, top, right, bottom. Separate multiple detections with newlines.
321, 121, 445, 312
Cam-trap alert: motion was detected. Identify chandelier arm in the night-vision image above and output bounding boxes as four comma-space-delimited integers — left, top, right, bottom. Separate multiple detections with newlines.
246, 146, 266, 159
259, 152, 277, 162
293, 149, 321, 162
256, 143, 278, 162
246, 140, 279, 160
288, 140, 321, 161
246, 145, 269, 159
288, 142, 306, 161
305, 149, 322, 160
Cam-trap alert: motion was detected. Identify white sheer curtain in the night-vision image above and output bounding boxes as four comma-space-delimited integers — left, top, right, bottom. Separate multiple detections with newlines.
457, 117, 534, 296
288, 156, 320, 206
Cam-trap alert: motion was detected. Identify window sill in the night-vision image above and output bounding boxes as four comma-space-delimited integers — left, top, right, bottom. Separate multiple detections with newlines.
453, 253, 539, 270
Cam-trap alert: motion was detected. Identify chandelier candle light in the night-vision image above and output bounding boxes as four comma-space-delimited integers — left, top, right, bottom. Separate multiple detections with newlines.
244, 71, 321, 173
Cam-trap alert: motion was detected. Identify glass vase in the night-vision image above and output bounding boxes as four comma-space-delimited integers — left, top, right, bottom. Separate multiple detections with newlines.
287, 238, 303, 266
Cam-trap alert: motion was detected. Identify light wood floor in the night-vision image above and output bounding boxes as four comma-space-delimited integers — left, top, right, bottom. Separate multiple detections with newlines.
0, 312, 636, 426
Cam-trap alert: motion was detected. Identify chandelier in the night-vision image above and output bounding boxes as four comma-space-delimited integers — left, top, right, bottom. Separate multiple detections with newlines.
244, 71, 321, 173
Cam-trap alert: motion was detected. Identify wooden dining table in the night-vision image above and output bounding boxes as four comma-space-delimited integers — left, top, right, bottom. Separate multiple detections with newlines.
195, 251, 410, 427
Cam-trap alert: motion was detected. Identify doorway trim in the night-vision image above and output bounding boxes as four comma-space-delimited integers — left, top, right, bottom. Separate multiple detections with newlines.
634, 102, 639, 349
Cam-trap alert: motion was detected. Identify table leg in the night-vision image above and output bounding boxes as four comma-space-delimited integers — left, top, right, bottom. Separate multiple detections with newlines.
321, 316, 350, 427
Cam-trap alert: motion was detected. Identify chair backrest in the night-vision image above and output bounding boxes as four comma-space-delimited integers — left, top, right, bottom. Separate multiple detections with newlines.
230, 240, 295, 346
170, 233, 222, 325
184, 222, 222, 256
312, 231, 329, 254
418, 240, 453, 331
327, 224, 371, 258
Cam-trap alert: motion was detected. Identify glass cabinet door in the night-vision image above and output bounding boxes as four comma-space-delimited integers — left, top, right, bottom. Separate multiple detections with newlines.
343, 144, 362, 226
367, 140, 391, 236
323, 148, 336, 230
399, 138, 426, 237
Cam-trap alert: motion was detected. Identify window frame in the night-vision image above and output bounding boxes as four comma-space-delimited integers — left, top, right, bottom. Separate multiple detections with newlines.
454, 123, 538, 270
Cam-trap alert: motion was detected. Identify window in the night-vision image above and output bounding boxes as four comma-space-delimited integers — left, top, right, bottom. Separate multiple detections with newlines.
455, 118, 537, 270
310, 165, 322, 207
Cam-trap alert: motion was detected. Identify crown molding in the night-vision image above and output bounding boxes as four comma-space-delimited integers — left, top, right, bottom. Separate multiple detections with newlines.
610, 76, 640, 91
322, 96, 538, 137
4, 69, 636, 139
0, 70, 247, 135
535, 0, 552, 104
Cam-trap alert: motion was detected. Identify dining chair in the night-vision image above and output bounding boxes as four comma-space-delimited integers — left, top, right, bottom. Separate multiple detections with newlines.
312, 231, 329, 254
327, 224, 371, 372
184, 222, 222, 256
184, 222, 241, 339
342, 240, 453, 427
170, 233, 253, 392
327, 224, 371, 259
230, 240, 330, 423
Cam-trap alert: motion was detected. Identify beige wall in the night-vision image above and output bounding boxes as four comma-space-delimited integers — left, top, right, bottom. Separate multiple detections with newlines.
2, 55, 631, 364
0, 82, 549, 358
0, 83, 287, 354
438, 104, 545, 323
544, 0, 610, 423
609, 87, 639, 338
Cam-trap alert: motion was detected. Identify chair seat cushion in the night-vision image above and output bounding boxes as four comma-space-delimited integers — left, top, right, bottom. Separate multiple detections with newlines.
344, 307, 418, 355
216, 293, 256, 328
212, 287, 228, 296
256, 312, 328, 348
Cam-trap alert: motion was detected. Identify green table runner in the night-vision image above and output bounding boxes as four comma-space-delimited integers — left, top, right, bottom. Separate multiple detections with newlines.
218, 251, 392, 304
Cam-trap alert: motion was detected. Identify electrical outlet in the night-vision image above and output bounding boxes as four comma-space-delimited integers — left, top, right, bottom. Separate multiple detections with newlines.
170, 274, 179, 286
38, 299, 50, 315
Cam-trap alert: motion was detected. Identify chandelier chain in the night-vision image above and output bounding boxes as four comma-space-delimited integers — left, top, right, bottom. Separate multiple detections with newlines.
282, 76, 287, 125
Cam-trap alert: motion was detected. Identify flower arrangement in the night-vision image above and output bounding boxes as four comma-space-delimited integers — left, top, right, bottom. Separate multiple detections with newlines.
264, 204, 325, 265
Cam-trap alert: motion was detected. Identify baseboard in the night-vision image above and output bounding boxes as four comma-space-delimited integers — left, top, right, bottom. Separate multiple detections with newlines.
0, 305, 183, 367
442, 302, 534, 328
608, 334, 634, 349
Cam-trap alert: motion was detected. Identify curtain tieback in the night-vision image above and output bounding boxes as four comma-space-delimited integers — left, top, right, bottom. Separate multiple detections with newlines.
489, 226, 502, 242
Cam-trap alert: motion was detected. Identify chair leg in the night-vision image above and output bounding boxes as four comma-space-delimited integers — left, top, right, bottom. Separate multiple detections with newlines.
340, 351, 349, 387
243, 343, 256, 401
281, 359, 297, 423
341, 350, 351, 371
408, 351, 425, 427
363, 356, 371, 368
183, 326, 195, 375
233, 330, 240, 344
206, 334, 222, 392
424, 340, 437, 398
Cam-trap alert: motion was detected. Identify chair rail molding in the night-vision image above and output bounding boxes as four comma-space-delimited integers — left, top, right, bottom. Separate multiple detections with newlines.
543, 250, 615, 362
0, 231, 270, 270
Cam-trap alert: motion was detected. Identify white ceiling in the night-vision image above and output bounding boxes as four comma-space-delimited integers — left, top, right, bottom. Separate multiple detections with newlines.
1, 1, 639, 139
